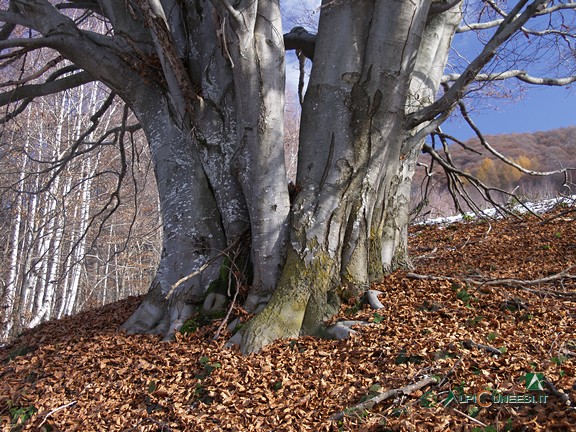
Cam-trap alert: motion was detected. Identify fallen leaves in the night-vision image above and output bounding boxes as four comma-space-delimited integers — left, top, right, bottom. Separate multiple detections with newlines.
1, 207, 575, 431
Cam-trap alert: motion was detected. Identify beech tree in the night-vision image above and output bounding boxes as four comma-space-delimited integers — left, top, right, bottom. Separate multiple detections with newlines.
0, 0, 575, 352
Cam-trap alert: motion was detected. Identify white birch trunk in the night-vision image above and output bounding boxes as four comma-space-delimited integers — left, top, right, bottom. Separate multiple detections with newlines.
28, 93, 70, 327
1, 130, 26, 341
18, 110, 44, 321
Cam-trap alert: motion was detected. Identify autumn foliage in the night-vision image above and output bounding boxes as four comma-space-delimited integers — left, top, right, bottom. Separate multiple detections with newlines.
1, 205, 575, 431
413, 126, 576, 217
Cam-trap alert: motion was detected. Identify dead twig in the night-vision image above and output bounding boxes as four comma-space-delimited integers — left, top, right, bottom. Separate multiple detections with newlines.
463, 339, 502, 356
544, 378, 572, 406
437, 357, 463, 388
406, 268, 576, 299
37, 401, 77, 429
452, 407, 488, 426
330, 376, 438, 421
560, 348, 576, 358
165, 231, 248, 299
212, 281, 241, 342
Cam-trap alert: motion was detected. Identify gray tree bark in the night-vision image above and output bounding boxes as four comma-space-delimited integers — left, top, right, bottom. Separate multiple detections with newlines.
240, 0, 463, 353
4, 0, 557, 353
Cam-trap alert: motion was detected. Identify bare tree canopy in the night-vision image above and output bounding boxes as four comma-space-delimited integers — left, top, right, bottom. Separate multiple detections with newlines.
0, 0, 575, 352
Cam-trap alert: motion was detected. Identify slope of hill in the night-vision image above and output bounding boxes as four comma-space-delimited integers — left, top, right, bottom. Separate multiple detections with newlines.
412, 126, 576, 219
438, 127, 576, 173
1, 205, 575, 431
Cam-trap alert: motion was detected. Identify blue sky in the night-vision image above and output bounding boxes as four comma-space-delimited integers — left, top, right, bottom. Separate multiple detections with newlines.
443, 85, 576, 140
281, 0, 576, 142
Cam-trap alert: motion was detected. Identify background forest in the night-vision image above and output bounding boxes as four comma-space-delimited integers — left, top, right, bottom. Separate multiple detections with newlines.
412, 126, 576, 219
0, 80, 161, 342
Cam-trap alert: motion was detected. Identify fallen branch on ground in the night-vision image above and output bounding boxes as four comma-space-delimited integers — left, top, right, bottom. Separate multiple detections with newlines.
452, 407, 488, 426
560, 348, 576, 358
544, 377, 572, 406
37, 401, 77, 429
330, 376, 438, 421
437, 358, 463, 388
407, 268, 576, 299
540, 205, 576, 224
463, 339, 502, 356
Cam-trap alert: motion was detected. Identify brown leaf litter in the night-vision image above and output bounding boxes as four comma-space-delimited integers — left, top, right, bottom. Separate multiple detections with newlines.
1, 206, 575, 431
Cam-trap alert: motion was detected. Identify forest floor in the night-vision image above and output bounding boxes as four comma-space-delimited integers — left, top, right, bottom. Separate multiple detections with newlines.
1, 205, 576, 431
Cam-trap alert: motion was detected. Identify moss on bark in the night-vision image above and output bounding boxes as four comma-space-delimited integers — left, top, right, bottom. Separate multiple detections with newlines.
240, 246, 336, 354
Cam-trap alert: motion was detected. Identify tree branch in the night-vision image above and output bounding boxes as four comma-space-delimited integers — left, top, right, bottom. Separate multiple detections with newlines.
456, 97, 576, 176
0, 10, 30, 28
0, 36, 60, 50
37, 401, 77, 429
0, 55, 63, 88
407, 268, 576, 299
457, 3, 576, 33
330, 376, 438, 421
463, 339, 502, 356
420, 127, 543, 219
55, 1, 103, 15
407, 0, 549, 129
0, 71, 94, 107
442, 70, 576, 86
284, 26, 316, 60
429, 0, 463, 18
209, 0, 241, 24
132, 0, 198, 123
544, 378, 572, 406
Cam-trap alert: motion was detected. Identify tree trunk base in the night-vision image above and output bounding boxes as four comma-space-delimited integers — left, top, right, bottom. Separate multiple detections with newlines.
120, 280, 200, 341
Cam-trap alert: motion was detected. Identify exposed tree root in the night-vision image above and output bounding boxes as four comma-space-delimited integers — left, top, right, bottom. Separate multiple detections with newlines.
324, 320, 369, 340
367, 290, 385, 309
330, 376, 438, 421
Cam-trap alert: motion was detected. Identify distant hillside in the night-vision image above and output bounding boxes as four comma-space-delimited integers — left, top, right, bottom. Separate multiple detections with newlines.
411, 126, 576, 218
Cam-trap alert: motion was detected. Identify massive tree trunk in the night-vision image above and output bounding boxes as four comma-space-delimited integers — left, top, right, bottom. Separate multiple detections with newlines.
120, 85, 228, 339
212, 0, 290, 311
2, 0, 464, 349
122, 0, 290, 337
240, 0, 462, 353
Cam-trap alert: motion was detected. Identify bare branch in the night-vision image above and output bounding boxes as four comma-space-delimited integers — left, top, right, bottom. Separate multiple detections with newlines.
330, 376, 438, 421
421, 142, 532, 219
165, 233, 247, 300
0, 36, 60, 50
407, 268, 576, 299
407, 0, 551, 129
55, 1, 103, 15
463, 339, 502, 356
544, 378, 572, 406
0, 11, 30, 28
0, 71, 94, 107
442, 70, 576, 86
458, 2, 576, 32
0, 55, 63, 88
37, 401, 77, 429
457, 98, 576, 176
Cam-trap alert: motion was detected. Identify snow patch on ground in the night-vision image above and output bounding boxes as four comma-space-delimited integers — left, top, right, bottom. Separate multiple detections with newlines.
418, 195, 576, 226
